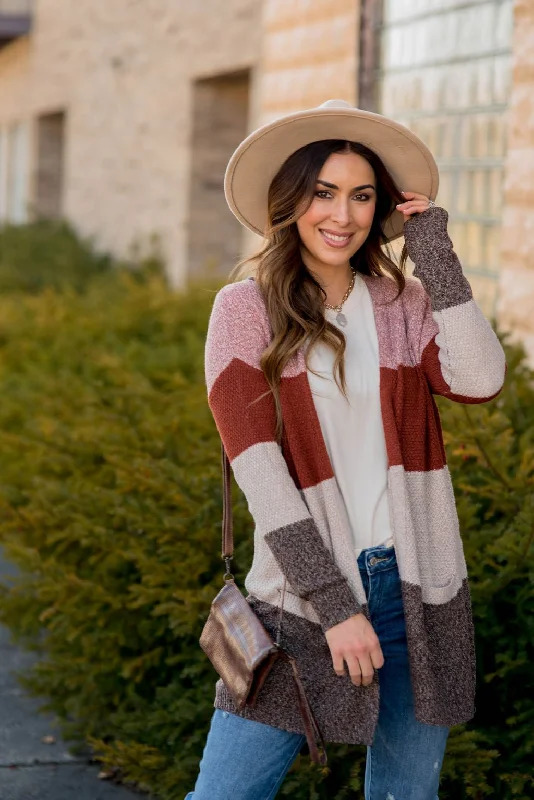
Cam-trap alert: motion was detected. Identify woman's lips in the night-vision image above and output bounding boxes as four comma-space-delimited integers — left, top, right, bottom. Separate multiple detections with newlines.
319, 229, 354, 248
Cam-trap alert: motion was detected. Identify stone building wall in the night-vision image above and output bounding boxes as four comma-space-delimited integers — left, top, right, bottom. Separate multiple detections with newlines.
0, 0, 263, 286
256, 0, 360, 126
239, 0, 360, 255
498, 0, 534, 360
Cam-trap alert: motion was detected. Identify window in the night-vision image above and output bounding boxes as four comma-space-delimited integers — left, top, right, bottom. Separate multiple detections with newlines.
7, 120, 30, 223
35, 111, 66, 219
378, 0, 514, 316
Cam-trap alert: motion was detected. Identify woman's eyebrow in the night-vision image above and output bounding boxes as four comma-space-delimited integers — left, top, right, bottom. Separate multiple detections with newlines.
317, 180, 375, 192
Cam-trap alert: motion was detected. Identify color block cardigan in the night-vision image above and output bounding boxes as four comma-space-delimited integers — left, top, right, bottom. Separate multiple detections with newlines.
204, 207, 506, 745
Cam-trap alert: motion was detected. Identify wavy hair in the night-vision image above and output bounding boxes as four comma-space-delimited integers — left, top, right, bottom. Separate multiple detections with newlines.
229, 139, 409, 444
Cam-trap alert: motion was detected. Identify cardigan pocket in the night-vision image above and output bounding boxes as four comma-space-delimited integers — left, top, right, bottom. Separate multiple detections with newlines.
420, 572, 465, 606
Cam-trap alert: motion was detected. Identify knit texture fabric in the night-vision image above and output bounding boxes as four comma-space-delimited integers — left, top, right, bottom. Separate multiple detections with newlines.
204, 206, 506, 744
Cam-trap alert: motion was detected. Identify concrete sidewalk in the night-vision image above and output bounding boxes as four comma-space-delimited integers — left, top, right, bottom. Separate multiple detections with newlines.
0, 553, 149, 800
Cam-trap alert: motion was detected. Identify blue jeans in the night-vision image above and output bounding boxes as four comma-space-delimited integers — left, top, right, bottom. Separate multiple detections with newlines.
186, 544, 449, 799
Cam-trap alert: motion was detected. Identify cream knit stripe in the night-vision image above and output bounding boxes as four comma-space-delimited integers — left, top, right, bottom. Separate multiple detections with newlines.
301, 479, 369, 606
388, 465, 468, 605
232, 442, 363, 629
242, 468, 370, 619
231, 441, 312, 530
432, 300, 506, 398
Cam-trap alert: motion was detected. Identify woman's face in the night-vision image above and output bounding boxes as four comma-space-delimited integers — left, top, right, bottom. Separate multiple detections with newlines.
296, 151, 377, 272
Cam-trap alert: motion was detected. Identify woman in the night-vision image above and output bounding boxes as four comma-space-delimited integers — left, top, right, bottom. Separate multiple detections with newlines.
188, 100, 506, 800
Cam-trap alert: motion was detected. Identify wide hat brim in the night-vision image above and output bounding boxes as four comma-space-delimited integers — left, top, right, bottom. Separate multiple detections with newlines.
224, 100, 439, 242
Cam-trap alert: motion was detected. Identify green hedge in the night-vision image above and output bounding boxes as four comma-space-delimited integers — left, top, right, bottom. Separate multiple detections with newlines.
0, 220, 113, 292
0, 223, 531, 799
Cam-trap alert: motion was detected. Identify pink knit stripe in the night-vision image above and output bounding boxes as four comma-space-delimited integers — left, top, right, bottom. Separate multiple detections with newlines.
204, 282, 269, 394
362, 274, 430, 370
205, 280, 305, 393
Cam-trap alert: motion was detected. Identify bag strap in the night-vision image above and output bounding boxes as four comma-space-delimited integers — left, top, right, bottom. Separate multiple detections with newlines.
221, 440, 233, 565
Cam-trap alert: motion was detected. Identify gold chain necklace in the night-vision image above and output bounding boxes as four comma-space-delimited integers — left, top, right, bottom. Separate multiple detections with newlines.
323, 267, 356, 328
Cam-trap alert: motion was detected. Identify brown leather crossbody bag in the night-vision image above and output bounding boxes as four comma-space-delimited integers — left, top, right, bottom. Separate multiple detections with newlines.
199, 440, 327, 765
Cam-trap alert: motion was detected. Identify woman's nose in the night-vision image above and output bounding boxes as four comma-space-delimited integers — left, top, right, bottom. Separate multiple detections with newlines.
330, 200, 351, 226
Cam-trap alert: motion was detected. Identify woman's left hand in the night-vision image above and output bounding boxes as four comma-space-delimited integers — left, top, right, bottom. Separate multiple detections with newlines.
396, 191, 434, 221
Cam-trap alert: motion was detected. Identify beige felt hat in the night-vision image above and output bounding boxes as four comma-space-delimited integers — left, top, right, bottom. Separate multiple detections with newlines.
224, 99, 439, 242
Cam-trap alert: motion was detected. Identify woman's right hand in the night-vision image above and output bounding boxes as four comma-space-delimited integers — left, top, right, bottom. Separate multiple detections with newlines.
324, 612, 384, 686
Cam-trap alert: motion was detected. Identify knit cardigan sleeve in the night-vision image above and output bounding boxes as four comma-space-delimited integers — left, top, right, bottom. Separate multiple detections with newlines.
402, 206, 506, 403
204, 281, 362, 633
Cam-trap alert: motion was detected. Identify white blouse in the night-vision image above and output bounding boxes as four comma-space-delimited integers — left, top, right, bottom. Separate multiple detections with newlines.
306, 272, 394, 555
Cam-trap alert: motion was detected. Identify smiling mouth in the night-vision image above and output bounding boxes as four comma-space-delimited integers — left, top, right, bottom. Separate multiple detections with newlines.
319, 229, 354, 247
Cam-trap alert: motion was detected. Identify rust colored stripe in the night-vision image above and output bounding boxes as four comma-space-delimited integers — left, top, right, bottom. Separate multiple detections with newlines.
280, 371, 335, 489
208, 358, 277, 461
380, 366, 447, 471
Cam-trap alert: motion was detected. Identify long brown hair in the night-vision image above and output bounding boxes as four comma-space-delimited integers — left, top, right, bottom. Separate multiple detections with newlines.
229, 139, 408, 444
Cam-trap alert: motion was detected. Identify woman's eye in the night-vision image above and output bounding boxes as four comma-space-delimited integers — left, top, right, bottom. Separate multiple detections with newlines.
314, 191, 372, 201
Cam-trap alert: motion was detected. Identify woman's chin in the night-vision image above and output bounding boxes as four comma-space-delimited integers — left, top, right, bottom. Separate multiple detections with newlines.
312, 247, 355, 267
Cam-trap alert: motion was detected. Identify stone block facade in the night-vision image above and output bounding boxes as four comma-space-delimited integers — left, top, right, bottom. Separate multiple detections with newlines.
498, 0, 534, 361
256, 0, 359, 125
0, 0, 264, 286
0, 0, 362, 287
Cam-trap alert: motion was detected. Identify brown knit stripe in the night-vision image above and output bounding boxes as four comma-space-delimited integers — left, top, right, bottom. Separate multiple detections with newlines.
264, 519, 362, 631
380, 367, 447, 471
401, 580, 476, 726
301, 478, 370, 606
213, 596, 379, 745
242, 473, 369, 615
404, 207, 474, 313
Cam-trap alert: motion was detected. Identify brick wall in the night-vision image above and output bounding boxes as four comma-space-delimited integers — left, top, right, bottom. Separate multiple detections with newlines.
498, 0, 534, 360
